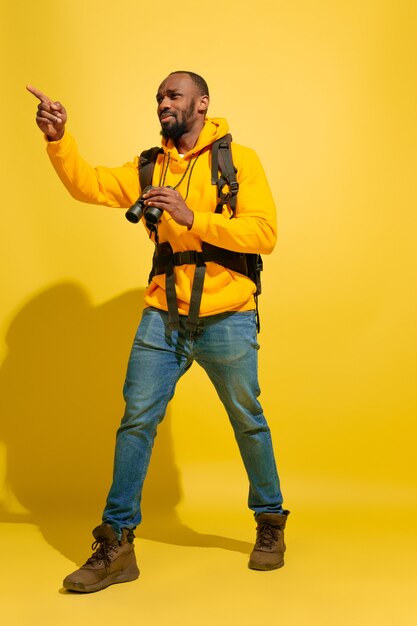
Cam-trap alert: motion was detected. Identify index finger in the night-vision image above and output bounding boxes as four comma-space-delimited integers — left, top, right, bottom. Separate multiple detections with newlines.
26, 84, 54, 104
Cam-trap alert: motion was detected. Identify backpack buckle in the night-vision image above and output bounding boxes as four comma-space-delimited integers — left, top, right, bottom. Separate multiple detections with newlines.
229, 181, 239, 195
173, 250, 203, 265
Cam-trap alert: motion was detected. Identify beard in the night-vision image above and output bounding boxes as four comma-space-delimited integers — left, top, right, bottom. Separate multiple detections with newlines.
160, 99, 196, 140
160, 118, 188, 140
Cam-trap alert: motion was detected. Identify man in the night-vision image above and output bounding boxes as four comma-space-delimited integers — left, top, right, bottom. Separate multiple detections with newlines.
28, 71, 289, 593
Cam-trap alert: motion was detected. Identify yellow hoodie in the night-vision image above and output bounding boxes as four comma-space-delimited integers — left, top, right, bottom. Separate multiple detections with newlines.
46, 117, 277, 316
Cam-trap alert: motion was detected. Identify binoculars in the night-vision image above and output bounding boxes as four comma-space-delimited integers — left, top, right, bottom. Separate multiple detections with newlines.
125, 185, 169, 226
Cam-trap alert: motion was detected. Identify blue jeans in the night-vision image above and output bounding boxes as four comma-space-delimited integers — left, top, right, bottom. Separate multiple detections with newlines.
103, 307, 284, 537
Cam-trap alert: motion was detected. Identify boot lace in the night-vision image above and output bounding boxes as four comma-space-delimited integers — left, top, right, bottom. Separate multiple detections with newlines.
84, 539, 118, 570
255, 522, 279, 550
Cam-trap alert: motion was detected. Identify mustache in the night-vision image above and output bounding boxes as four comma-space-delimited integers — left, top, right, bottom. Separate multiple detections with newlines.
159, 111, 177, 120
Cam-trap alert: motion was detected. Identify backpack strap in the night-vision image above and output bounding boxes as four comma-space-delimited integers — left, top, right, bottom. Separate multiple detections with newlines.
137, 147, 163, 242
211, 134, 239, 216
152, 243, 207, 332
211, 134, 262, 330
138, 146, 163, 191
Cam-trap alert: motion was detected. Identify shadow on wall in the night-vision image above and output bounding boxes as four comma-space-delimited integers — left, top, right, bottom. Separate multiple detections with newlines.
0, 283, 251, 565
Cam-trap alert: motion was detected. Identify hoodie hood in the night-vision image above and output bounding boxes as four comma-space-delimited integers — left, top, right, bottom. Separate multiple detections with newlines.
161, 117, 229, 159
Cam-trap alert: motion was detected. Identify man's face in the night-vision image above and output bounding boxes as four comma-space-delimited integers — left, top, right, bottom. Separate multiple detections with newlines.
156, 74, 202, 141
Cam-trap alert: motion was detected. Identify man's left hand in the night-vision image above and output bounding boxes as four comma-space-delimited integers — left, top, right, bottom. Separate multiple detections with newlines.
143, 187, 194, 229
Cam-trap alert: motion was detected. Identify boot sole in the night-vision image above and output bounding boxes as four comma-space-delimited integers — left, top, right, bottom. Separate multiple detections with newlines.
63, 564, 140, 593
248, 560, 284, 571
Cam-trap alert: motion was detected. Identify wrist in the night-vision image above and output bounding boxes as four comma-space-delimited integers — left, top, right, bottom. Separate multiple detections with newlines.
46, 129, 65, 142
186, 210, 194, 230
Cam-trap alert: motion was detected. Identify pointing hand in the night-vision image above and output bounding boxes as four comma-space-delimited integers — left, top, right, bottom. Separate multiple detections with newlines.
26, 85, 67, 141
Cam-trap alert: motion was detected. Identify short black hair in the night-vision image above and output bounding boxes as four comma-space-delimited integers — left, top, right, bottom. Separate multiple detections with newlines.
169, 71, 209, 97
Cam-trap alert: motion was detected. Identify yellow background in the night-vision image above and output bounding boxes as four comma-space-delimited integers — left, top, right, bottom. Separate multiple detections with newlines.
1, 0, 416, 624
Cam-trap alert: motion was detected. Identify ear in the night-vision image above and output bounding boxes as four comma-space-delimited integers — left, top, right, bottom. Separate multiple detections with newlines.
198, 95, 209, 114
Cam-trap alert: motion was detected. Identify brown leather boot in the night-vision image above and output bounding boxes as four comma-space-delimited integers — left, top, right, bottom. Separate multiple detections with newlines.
63, 523, 140, 593
248, 511, 290, 571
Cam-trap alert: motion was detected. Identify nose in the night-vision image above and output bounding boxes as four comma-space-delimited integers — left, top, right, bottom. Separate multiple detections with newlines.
158, 95, 171, 112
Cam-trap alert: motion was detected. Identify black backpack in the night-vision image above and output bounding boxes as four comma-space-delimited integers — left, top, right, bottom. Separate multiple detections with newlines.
135, 134, 263, 332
